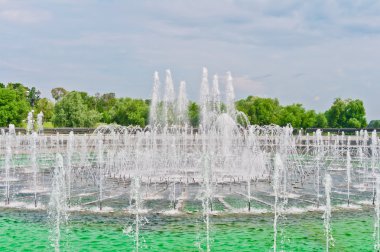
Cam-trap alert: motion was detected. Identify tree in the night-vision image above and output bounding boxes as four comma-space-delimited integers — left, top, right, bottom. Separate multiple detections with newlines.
325, 98, 346, 128
315, 113, 328, 128
109, 98, 149, 127
188, 102, 200, 127
0, 87, 30, 126
27, 87, 41, 107
51, 87, 68, 101
7, 83, 29, 99
325, 98, 367, 128
235, 96, 281, 125
368, 120, 380, 128
35, 98, 55, 122
301, 110, 317, 129
347, 118, 361, 128
278, 104, 305, 128
344, 99, 366, 127
52, 91, 101, 127
79, 91, 97, 108
95, 93, 117, 123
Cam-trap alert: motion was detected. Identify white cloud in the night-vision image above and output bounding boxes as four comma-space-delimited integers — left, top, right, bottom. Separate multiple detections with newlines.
0, 9, 51, 24
232, 75, 264, 95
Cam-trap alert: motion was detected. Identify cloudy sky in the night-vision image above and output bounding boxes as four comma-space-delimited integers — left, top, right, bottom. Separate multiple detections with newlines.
0, 0, 379, 119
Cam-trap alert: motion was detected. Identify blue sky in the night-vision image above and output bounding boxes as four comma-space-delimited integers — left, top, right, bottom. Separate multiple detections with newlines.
0, 0, 379, 120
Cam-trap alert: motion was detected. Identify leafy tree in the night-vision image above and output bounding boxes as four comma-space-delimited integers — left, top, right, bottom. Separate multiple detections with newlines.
27, 87, 41, 107
94, 93, 117, 122
278, 104, 305, 128
235, 96, 281, 125
188, 102, 200, 127
347, 118, 361, 128
301, 110, 317, 129
7, 83, 29, 99
368, 120, 380, 128
325, 98, 346, 128
325, 98, 366, 128
315, 113, 328, 128
0, 87, 30, 126
109, 98, 149, 127
52, 91, 101, 127
35, 98, 55, 122
51, 87, 68, 101
79, 91, 97, 109
345, 99, 366, 127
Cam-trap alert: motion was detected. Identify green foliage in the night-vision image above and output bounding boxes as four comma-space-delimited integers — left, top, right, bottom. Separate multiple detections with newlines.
52, 91, 101, 127
0, 86, 30, 126
235, 96, 280, 125
347, 118, 361, 128
277, 104, 305, 128
109, 98, 149, 127
188, 102, 200, 127
27, 87, 41, 107
51, 87, 68, 101
94, 93, 117, 123
315, 113, 328, 128
368, 120, 380, 128
35, 98, 54, 121
301, 110, 317, 129
325, 98, 366, 128
0, 80, 368, 129
43, 122, 54, 129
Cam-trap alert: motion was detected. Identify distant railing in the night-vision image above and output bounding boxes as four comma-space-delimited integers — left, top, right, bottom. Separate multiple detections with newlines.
0, 127, 95, 135
305, 128, 380, 134
1, 127, 379, 135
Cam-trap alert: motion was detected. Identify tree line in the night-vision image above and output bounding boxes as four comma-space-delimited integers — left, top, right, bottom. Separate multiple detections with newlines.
0, 83, 369, 129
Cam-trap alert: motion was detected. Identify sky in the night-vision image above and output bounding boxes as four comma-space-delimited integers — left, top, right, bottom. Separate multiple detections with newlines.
0, 0, 379, 120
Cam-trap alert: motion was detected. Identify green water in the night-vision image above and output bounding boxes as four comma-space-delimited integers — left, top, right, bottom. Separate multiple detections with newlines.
0, 209, 375, 251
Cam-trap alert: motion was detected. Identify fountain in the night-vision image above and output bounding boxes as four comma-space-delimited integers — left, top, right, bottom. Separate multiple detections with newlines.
0, 68, 379, 251
273, 153, 283, 252
324, 173, 333, 252
26, 110, 34, 134
37, 111, 44, 134
48, 154, 68, 251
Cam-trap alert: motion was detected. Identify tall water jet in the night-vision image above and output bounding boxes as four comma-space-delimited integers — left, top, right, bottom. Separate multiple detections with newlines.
273, 153, 283, 252
375, 176, 380, 251
97, 133, 104, 210
372, 130, 378, 205
177, 81, 188, 126
37, 111, 44, 134
324, 173, 333, 252
126, 176, 145, 252
26, 110, 34, 134
163, 69, 175, 126
201, 154, 213, 252
211, 75, 221, 113
149, 72, 160, 127
200, 67, 210, 131
66, 131, 74, 207
4, 135, 12, 205
225, 72, 236, 120
346, 149, 351, 206
48, 154, 68, 252
31, 132, 38, 207
315, 129, 323, 207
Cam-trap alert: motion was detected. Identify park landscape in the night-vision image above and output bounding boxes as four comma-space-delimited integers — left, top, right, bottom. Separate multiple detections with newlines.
1, 1, 380, 252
